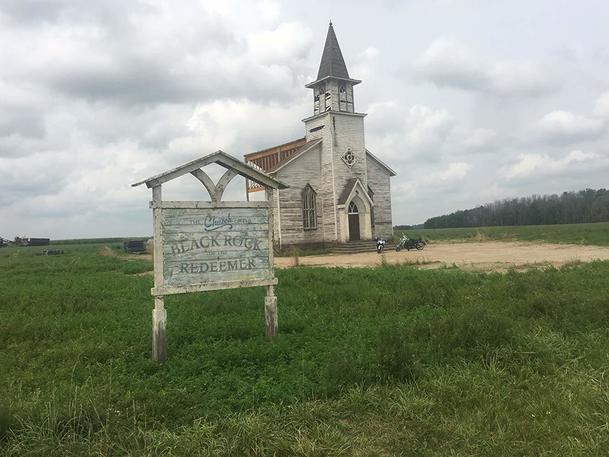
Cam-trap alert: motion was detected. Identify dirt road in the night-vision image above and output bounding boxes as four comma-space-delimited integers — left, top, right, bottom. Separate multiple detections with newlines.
274, 241, 609, 271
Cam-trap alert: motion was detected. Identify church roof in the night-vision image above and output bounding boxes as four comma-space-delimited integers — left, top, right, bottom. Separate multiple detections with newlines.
268, 139, 322, 173
244, 138, 322, 191
244, 137, 307, 164
317, 22, 350, 80
366, 149, 397, 176
306, 23, 361, 88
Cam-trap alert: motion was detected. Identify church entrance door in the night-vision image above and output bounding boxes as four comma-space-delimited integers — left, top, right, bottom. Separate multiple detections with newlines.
348, 201, 360, 241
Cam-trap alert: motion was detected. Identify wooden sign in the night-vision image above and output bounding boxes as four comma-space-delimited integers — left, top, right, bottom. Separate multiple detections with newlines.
155, 206, 274, 295
133, 151, 287, 363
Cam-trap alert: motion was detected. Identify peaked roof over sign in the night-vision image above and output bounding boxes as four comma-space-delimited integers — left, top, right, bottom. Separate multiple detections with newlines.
131, 150, 288, 190
316, 22, 350, 80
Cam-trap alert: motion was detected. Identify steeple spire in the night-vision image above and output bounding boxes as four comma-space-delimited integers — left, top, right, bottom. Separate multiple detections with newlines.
317, 22, 350, 80
305, 22, 361, 115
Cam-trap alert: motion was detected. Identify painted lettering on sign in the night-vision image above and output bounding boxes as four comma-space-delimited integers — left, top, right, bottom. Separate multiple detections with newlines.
160, 207, 271, 288
168, 234, 262, 255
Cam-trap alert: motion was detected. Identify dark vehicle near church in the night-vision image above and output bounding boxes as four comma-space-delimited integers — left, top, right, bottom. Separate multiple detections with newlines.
395, 233, 426, 251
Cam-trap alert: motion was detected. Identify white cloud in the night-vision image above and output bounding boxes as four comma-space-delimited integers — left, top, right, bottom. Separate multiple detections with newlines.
505, 150, 599, 180
404, 105, 455, 157
183, 98, 305, 155
413, 37, 559, 97
413, 38, 486, 90
247, 21, 313, 64
361, 46, 379, 59
460, 128, 498, 153
594, 91, 609, 118
538, 110, 605, 144
257, 0, 280, 22
428, 162, 471, 182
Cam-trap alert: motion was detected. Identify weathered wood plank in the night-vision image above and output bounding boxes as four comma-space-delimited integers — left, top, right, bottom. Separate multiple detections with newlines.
158, 207, 272, 292
150, 201, 269, 209
152, 296, 167, 363
152, 277, 278, 296
265, 290, 278, 338
152, 186, 164, 291
213, 169, 238, 202
265, 188, 278, 339
151, 185, 167, 363
190, 168, 216, 201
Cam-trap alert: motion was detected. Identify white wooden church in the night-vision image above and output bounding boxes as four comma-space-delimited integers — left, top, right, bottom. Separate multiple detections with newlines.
244, 23, 396, 248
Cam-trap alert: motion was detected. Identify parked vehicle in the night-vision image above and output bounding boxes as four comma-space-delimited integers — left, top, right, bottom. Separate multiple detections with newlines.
395, 233, 426, 251
123, 240, 147, 254
14, 237, 50, 247
376, 237, 386, 254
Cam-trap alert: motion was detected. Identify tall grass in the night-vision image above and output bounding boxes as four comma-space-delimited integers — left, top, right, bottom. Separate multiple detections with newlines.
1, 244, 609, 455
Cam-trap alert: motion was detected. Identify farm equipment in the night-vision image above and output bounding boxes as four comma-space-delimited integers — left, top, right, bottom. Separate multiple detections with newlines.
123, 240, 147, 254
14, 237, 50, 247
395, 233, 426, 251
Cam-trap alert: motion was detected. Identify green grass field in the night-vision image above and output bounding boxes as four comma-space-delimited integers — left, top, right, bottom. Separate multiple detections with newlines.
1, 243, 609, 455
400, 221, 609, 246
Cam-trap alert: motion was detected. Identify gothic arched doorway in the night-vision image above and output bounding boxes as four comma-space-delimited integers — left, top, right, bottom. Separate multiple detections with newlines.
348, 201, 360, 241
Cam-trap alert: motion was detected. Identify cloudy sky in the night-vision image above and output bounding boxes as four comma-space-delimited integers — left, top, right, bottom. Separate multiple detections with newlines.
1, 0, 609, 238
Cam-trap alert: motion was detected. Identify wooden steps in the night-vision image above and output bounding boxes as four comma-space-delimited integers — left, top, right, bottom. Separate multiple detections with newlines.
330, 240, 394, 254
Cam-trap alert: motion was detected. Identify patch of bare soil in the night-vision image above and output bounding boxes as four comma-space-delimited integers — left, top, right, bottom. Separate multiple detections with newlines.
274, 242, 609, 272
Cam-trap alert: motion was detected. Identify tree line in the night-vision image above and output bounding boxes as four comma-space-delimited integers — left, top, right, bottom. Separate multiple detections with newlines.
424, 188, 609, 229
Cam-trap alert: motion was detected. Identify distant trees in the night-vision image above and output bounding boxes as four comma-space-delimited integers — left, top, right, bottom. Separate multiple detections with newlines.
394, 224, 424, 231
424, 189, 609, 229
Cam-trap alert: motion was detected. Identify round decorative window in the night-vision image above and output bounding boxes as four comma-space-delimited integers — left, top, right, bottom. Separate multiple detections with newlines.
342, 148, 355, 167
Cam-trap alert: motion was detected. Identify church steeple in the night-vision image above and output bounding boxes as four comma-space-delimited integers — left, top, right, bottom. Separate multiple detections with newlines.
306, 22, 361, 116
316, 21, 350, 80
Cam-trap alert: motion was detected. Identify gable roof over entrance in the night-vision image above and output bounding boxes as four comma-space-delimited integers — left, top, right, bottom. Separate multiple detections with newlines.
337, 178, 374, 207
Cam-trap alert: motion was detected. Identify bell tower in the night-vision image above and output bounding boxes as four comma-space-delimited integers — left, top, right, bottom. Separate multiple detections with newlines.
306, 22, 361, 115
302, 22, 370, 243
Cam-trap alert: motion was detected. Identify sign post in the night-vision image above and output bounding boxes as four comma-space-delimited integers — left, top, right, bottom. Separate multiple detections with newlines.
133, 151, 287, 362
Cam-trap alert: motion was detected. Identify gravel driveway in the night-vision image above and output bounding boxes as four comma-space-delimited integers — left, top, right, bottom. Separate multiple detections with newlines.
274, 241, 609, 271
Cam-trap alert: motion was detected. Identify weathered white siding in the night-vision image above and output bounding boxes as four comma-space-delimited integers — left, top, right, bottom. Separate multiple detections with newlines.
305, 112, 338, 242
330, 113, 368, 241
273, 143, 327, 246
367, 154, 393, 238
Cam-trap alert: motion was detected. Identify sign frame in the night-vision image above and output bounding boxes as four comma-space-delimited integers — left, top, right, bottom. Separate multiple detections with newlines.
133, 151, 288, 363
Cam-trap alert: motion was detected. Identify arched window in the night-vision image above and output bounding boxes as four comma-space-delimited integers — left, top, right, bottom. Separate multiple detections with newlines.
348, 201, 359, 214
302, 184, 317, 230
